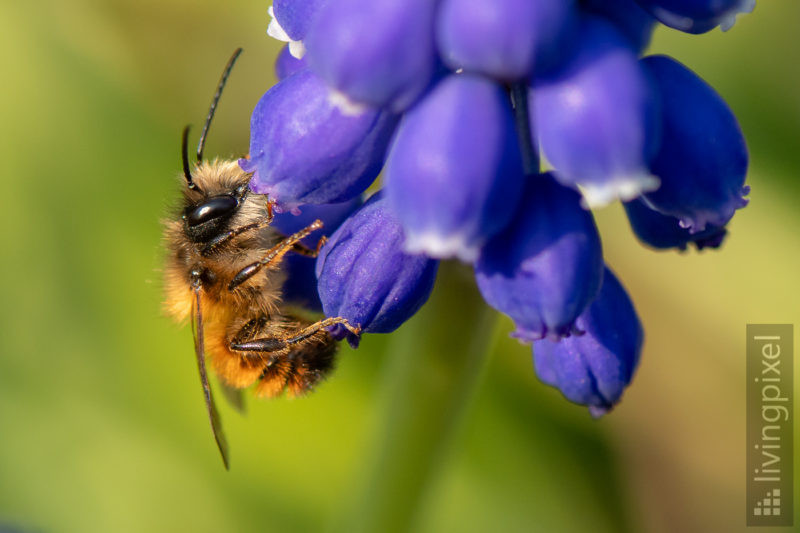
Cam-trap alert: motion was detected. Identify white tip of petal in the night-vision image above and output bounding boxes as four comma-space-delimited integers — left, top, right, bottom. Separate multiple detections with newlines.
579, 173, 660, 209
720, 0, 756, 32
403, 232, 479, 263
267, 5, 292, 43
288, 40, 306, 59
328, 89, 369, 117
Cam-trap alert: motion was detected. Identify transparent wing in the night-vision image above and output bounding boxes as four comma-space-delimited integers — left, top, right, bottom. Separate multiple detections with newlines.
217, 378, 246, 414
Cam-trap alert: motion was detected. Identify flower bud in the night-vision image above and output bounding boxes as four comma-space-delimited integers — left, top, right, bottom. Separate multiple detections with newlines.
624, 198, 727, 251
641, 55, 749, 233
239, 69, 398, 213
272, 198, 364, 311
532, 16, 660, 207
436, 0, 577, 81
305, 0, 439, 112
580, 0, 656, 52
316, 193, 439, 347
385, 74, 525, 262
533, 266, 643, 417
475, 173, 603, 341
634, 0, 755, 34
275, 44, 308, 81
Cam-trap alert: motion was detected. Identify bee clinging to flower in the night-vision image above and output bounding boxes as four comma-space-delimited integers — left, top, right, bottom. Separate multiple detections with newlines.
162, 48, 360, 469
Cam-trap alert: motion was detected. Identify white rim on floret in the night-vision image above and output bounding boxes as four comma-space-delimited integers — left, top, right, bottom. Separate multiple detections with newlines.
267, 5, 306, 59
403, 232, 480, 263
327, 89, 369, 117
579, 172, 660, 209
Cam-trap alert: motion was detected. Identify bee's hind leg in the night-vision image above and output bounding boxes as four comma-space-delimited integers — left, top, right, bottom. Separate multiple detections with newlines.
228, 316, 360, 398
229, 317, 361, 353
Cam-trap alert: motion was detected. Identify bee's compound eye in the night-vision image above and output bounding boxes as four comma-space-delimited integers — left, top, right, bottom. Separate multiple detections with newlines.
187, 195, 238, 226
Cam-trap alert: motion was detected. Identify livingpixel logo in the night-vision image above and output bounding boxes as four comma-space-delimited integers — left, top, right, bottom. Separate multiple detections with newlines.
746, 325, 794, 527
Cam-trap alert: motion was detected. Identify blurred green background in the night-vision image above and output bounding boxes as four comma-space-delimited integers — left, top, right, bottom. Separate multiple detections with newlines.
0, 1, 798, 532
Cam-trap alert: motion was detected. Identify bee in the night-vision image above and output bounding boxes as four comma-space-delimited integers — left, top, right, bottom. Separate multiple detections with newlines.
163, 49, 360, 469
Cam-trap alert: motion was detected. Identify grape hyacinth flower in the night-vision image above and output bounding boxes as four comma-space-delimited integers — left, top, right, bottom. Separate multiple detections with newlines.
239, 69, 398, 213
533, 267, 643, 416
436, 0, 577, 81
267, 0, 329, 58
385, 73, 525, 261
634, 0, 756, 34
475, 173, 603, 342
580, 0, 656, 52
244, 0, 755, 413
532, 15, 661, 207
641, 55, 749, 233
315, 193, 439, 347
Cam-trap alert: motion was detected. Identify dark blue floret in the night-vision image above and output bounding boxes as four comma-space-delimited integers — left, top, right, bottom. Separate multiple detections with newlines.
531, 16, 660, 206
634, 0, 755, 34
436, 0, 577, 81
272, 0, 328, 41
580, 0, 656, 52
533, 267, 643, 416
315, 193, 439, 347
240, 69, 398, 213
641, 55, 749, 233
305, 0, 439, 112
385, 73, 525, 262
475, 173, 603, 341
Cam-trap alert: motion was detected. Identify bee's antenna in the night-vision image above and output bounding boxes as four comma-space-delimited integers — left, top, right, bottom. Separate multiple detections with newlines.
197, 47, 243, 162
182, 125, 199, 190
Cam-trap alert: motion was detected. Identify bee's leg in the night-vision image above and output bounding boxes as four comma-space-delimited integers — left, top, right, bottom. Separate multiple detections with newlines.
228, 219, 324, 291
286, 235, 328, 258
201, 198, 276, 256
230, 316, 267, 345
230, 317, 361, 353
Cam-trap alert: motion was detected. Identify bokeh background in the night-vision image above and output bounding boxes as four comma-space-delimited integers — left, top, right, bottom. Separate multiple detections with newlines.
1, 1, 798, 532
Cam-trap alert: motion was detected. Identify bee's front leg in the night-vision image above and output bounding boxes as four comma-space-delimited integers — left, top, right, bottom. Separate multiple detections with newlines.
227, 219, 324, 290
200, 198, 276, 256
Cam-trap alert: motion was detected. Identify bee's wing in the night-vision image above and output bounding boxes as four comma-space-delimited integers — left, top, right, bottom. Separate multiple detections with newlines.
192, 287, 230, 470
217, 378, 246, 414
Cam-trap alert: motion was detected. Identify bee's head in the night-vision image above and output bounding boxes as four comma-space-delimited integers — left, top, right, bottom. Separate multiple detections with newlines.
178, 48, 250, 243
182, 185, 249, 244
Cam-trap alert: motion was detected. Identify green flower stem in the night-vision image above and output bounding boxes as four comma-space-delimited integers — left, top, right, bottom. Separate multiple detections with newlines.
337, 263, 497, 533
510, 82, 540, 175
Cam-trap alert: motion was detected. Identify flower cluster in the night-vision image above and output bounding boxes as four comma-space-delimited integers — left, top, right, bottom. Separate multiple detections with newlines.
242, 0, 753, 414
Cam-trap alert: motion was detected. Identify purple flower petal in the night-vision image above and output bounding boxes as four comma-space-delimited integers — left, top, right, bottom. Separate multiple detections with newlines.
641, 55, 749, 233
305, 0, 439, 112
532, 16, 660, 206
436, 0, 577, 81
316, 193, 439, 346
385, 74, 525, 262
475, 173, 603, 341
533, 266, 643, 416
239, 69, 398, 213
